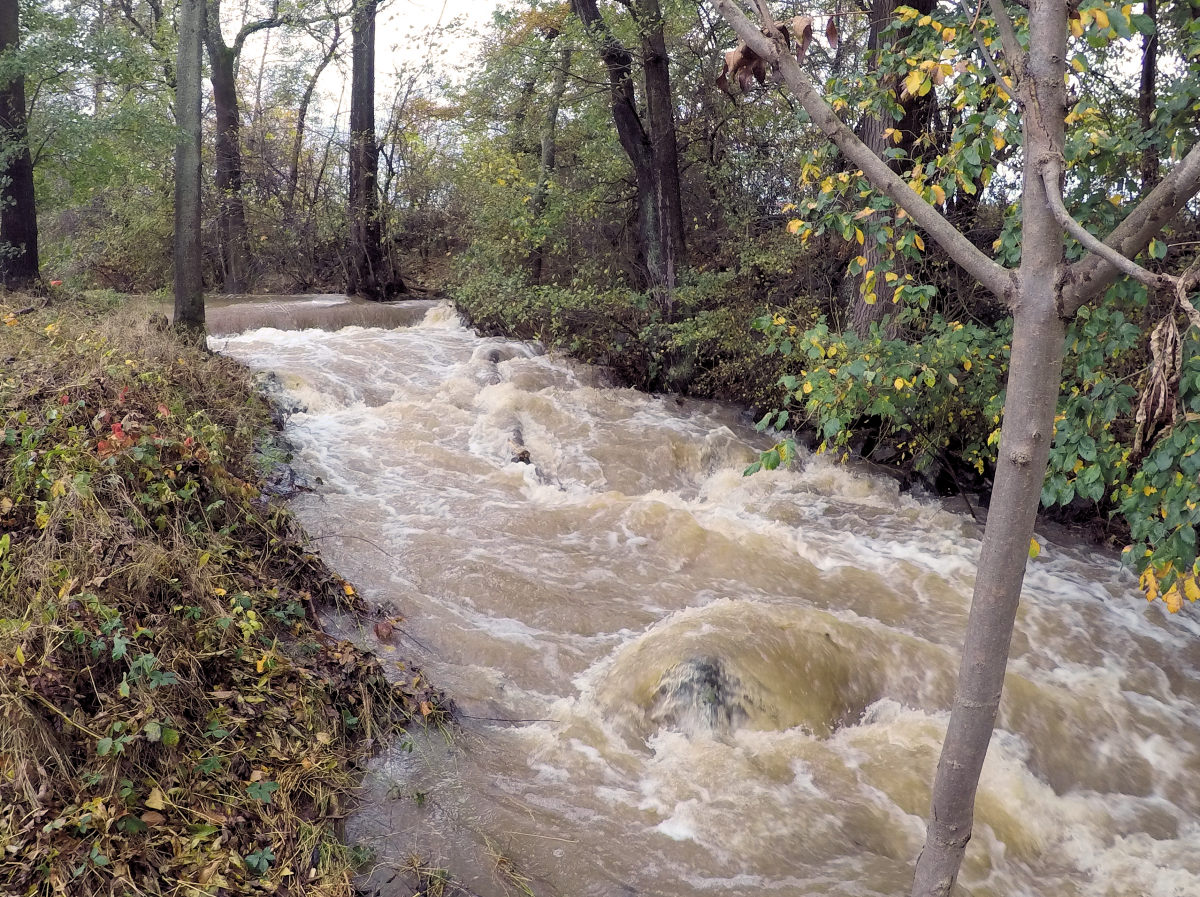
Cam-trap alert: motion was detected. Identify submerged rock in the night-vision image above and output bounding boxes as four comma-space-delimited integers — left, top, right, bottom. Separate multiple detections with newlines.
648, 657, 756, 736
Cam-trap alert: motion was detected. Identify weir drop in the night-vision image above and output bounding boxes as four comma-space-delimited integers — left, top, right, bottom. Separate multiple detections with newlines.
214, 300, 1200, 897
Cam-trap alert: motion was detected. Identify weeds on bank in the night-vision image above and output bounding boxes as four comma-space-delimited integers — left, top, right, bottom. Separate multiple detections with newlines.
0, 294, 447, 896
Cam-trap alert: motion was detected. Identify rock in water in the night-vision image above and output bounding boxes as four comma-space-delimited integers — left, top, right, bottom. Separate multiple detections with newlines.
648, 657, 753, 736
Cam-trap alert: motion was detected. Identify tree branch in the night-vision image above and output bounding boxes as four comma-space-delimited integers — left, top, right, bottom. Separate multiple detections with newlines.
1062, 139, 1200, 314
1039, 158, 1172, 292
712, 0, 1015, 302
986, 0, 1025, 89
955, 0, 1008, 90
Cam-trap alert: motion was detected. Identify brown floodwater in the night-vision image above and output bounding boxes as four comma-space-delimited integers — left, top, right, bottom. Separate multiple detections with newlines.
214, 301, 1200, 897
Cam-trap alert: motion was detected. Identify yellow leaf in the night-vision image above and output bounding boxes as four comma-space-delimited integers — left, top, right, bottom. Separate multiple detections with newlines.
942, 27, 956, 41
1141, 568, 1159, 601
787, 219, 803, 235
992, 133, 1006, 151
894, 378, 907, 390
213, 587, 226, 596
884, 272, 899, 283
1093, 8, 1110, 29
913, 234, 925, 251
802, 381, 813, 394
343, 583, 356, 596
1164, 585, 1183, 614
256, 655, 267, 673
948, 373, 959, 386
963, 359, 972, 370
855, 228, 865, 245
827, 345, 839, 358
15, 644, 25, 665
1069, 15, 1084, 37
903, 69, 924, 97
1184, 577, 1200, 602
854, 255, 868, 267
146, 788, 167, 810
1028, 538, 1041, 559
781, 203, 797, 213
930, 184, 946, 205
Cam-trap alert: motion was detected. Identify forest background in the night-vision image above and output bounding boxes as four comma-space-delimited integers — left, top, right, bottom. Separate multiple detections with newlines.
11, 0, 1200, 612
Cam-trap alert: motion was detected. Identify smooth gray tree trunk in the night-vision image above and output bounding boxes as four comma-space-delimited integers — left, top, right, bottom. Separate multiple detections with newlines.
174, 0, 205, 334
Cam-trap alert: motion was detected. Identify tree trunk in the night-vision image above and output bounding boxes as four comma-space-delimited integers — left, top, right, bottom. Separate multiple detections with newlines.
910, 2, 1068, 893
1140, 0, 1159, 190
287, 21, 340, 213
530, 41, 572, 285
638, 0, 686, 279
205, 0, 251, 293
174, 0, 205, 334
347, 0, 400, 299
570, 0, 683, 306
0, 0, 38, 290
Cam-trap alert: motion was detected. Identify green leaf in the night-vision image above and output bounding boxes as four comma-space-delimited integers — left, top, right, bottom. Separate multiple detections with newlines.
246, 780, 279, 803
1149, 238, 1168, 260
97, 737, 113, 756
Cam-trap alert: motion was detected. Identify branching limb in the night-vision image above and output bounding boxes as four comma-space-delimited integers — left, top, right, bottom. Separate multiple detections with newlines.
712, 0, 1015, 302
955, 0, 1010, 92
1062, 139, 1200, 314
1039, 158, 1172, 292
986, 0, 1025, 85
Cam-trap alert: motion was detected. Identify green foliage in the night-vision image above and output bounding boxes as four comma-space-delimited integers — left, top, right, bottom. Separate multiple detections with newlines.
752, 312, 1009, 476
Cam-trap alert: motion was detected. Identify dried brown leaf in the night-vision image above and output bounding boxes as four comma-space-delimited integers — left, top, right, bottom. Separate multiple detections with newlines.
791, 16, 814, 65
826, 16, 839, 49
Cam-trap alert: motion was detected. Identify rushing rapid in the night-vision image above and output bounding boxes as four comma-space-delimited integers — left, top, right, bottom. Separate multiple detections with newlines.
215, 301, 1200, 897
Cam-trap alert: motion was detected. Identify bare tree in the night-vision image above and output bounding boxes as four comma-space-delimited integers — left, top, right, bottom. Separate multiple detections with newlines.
174, 0, 205, 333
712, 2, 1200, 895
0, 0, 38, 289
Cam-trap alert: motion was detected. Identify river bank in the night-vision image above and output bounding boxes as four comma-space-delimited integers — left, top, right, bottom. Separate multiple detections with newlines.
0, 291, 445, 896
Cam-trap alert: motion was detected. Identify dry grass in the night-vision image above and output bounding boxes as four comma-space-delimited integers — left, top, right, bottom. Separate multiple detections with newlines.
0, 292, 446, 896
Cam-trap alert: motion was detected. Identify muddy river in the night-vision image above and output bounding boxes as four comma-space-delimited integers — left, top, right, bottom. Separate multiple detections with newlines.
214, 299, 1200, 897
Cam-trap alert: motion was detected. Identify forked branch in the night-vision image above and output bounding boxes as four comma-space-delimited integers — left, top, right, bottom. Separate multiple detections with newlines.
1062, 139, 1200, 314
1039, 158, 1172, 292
